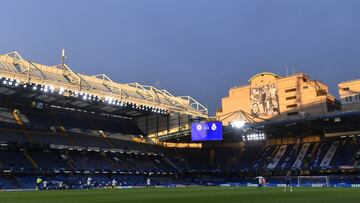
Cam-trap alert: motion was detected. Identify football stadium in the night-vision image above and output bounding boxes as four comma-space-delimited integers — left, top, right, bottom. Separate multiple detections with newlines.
1, 1, 360, 202
0, 51, 359, 202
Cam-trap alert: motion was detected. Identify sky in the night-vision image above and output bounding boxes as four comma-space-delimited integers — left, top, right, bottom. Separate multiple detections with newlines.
1, 0, 359, 115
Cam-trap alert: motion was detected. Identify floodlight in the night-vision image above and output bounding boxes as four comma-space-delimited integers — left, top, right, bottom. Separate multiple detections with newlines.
231, 120, 245, 128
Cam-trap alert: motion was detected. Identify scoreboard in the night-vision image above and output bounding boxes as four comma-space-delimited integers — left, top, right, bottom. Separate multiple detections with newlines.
191, 122, 223, 141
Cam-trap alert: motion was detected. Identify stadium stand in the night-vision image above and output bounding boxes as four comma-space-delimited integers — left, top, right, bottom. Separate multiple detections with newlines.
1, 52, 360, 190
1, 99, 360, 189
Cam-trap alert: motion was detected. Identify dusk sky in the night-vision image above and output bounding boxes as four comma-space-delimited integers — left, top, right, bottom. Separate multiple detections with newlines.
1, 0, 359, 115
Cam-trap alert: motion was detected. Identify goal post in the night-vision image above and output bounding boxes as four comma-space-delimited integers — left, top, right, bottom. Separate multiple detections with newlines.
297, 176, 330, 187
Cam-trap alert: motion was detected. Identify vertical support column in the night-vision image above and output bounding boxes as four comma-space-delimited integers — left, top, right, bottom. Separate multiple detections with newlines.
145, 114, 148, 136
188, 115, 192, 130
210, 148, 215, 165
156, 113, 159, 143
167, 114, 170, 135
178, 113, 181, 132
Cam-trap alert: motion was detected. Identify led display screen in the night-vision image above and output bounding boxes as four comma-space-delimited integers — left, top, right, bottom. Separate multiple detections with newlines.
191, 122, 223, 141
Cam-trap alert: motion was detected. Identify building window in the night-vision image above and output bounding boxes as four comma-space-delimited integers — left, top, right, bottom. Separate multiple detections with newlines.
316, 90, 327, 96
303, 86, 308, 89
285, 88, 297, 93
349, 96, 353, 102
287, 112, 299, 116
345, 97, 349, 102
287, 104, 298, 109
286, 96, 297, 100
343, 87, 350, 91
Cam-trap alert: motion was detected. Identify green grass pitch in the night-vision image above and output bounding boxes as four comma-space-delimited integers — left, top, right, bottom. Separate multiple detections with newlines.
0, 187, 359, 203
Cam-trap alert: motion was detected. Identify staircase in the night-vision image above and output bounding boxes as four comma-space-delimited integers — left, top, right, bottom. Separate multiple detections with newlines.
6, 175, 22, 189
51, 112, 76, 145
178, 149, 190, 171
103, 134, 116, 148
90, 119, 116, 148
162, 156, 182, 172
103, 153, 116, 169
62, 153, 76, 170
23, 151, 38, 169
12, 110, 34, 143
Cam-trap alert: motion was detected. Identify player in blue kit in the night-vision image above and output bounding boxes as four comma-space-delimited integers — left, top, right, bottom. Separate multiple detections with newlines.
284, 173, 293, 192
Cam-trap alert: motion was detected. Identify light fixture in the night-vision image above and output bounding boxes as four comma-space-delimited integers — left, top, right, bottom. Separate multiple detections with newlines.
231, 120, 246, 128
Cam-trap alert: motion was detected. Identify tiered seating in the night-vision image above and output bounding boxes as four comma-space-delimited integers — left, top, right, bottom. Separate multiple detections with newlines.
69, 151, 113, 171
27, 149, 69, 171
30, 132, 71, 145
332, 138, 360, 168
20, 110, 58, 132
16, 175, 37, 189
233, 145, 262, 171
163, 148, 188, 171
69, 134, 111, 148
3, 102, 360, 190
252, 145, 277, 171
0, 107, 20, 129
174, 148, 212, 171
0, 176, 18, 189
214, 147, 239, 171
0, 106, 156, 153
276, 144, 298, 170
0, 149, 33, 171
0, 131, 28, 143
309, 141, 333, 169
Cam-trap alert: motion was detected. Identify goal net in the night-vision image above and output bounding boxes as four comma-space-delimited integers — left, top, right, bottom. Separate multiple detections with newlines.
297, 176, 329, 187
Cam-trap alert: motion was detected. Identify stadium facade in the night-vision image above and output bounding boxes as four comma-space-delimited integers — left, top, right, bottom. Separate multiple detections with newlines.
338, 79, 360, 111
217, 72, 341, 126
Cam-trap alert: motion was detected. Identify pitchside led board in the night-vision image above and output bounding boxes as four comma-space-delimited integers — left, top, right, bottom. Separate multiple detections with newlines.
191, 122, 223, 141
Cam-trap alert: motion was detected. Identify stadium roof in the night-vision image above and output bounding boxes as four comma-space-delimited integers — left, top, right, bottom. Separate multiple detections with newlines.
0, 51, 208, 118
223, 110, 360, 141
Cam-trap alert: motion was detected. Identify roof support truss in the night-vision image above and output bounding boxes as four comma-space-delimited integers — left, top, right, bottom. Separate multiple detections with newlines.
127, 82, 155, 100
92, 74, 120, 93
60, 64, 94, 90
6, 52, 47, 82
179, 96, 208, 115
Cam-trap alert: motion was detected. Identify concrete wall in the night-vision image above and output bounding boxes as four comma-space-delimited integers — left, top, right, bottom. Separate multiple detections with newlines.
339, 79, 360, 111
217, 72, 338, 125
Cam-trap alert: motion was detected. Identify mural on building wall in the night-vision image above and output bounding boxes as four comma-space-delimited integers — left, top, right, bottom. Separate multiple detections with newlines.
250, 84, 280, 118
